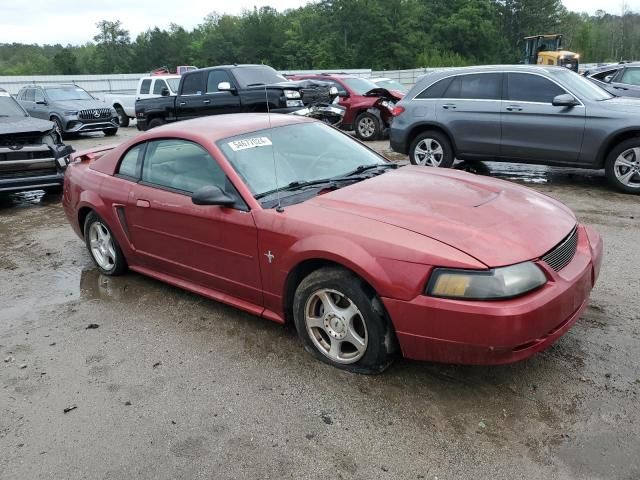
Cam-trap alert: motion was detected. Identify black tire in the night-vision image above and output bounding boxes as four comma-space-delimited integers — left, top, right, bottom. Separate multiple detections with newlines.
293, 267, 396, 374
115, 106, 130, 127
103, 128, 118, 136
51, 116, 67, 140
83, 212, 127, 276
604, 138, 640, 194
409, 130, 454, 167
147, 118, 165, 130
354, 112, 381, 141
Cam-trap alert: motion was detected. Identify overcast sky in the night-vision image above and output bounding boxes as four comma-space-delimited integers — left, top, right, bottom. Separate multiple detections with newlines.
0, 0, 638, 46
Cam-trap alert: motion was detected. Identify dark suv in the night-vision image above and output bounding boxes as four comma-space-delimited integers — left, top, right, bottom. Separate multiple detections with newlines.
390, 65, 640, 193
585, 62, 640, 98
17, 84, 118, 138
0, 88, 73, 194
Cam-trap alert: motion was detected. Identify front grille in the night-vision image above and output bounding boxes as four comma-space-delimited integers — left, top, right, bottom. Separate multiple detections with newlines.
301, 87, 332, 106
0, 145, 53, 162
79, 108, 112, 120
0, 168, 57, 179
542, 226, 578, 272
0, 133, 44, 147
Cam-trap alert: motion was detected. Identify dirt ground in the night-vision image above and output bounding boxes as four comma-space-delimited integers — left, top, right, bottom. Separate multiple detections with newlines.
1, 125, 639, 480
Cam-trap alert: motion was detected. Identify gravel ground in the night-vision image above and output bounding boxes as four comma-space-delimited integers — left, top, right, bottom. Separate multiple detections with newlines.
1, 125, 639, 480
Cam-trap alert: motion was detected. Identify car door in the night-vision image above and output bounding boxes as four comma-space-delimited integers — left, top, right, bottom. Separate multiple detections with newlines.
31, 87, 49, 120
20, 88, 36, 116
200, 70, 242, 116
434, 72, 503, 157
500, 72, 585, 163
609, 67, 640, 98
125, 138, 262, 305
176, 71, 206, 121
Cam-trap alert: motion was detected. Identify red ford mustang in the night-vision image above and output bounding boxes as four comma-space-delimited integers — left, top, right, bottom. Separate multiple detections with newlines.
62, 114, 603, 373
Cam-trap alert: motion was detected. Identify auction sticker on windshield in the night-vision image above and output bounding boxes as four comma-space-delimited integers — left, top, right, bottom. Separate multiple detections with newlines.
228, 137, 273, 151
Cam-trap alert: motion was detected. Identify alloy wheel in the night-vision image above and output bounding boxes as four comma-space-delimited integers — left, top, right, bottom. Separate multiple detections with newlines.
304, 288, 368, 364
357, 117, 376, 139
414, 138, 444, 166
88, 222, 117, 271
614, 147, 640, 188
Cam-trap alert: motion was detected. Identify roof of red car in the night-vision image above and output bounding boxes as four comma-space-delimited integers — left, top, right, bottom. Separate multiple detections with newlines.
141, 113, 314, 143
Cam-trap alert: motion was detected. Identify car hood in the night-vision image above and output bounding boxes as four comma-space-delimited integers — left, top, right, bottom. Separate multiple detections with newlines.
597, 96, 640, 111
0, 116, 54, 135
365, 87, 404, 100
309, 166, 576, 267
53, 99, 108, 111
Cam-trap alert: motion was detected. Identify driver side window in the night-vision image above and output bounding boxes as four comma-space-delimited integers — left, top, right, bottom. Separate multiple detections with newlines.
140, 139, 244, 208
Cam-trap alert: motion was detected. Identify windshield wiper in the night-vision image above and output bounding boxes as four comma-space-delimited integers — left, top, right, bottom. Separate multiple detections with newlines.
255, 176, 366, 200
344, 163, 399, 176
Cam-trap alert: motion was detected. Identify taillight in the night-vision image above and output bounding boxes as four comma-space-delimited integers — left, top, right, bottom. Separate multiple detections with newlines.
391, 106, 405, 117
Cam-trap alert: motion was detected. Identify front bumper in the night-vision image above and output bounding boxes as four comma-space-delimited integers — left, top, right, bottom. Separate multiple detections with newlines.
0, 171, 65, 193
383, 225, 603, 365
64, 118, 118, 133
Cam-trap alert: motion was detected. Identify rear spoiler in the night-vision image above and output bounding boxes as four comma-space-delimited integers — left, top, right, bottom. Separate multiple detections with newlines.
71, 144, 118, 163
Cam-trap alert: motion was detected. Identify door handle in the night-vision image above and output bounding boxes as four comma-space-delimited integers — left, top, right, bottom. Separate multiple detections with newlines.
506, 105, 523, 112
179, 101, 187, 106
136, 199, 150, 208
442, 103, 457, 110
203, 99, 211, 104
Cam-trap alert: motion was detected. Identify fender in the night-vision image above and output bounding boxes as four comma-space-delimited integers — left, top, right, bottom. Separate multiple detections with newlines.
407, 121, 459, 153
283, 234, 393, 297
594, 127, 640, 168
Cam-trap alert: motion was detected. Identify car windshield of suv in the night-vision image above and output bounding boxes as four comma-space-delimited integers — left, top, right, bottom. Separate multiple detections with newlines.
166, 78, 180, 92
552, 69, 613, 101
342, 77, 379, 95
373, 79, 408, 93
219, 122, 386, 200
232, 66, 287, 88
45, 87, 93, 101
0, 93, 27, 117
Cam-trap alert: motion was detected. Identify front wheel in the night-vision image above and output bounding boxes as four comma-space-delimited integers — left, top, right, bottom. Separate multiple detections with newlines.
293, 267, 395, 374
605, 139, 640, 194
409, 131, 454, 167
147, 118, 165, 130
354, 112, 381, 141
84, 212, 127, 276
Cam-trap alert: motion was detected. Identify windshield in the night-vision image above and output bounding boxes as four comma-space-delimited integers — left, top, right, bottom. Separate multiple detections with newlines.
46, 86, 94, 101
373, 79, 408, 93
342, 77, 379, 95
0, 93, 27, 117
231, 66, 287, 88
552, 69, 613, 101
219, 122, 386, 199
166, 78, 180, 92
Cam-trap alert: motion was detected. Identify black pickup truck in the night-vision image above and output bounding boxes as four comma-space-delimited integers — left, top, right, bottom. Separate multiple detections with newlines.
135, 64, 344, 130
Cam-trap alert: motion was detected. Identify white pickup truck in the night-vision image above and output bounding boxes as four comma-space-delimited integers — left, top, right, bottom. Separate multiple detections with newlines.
103, 75, 180, 127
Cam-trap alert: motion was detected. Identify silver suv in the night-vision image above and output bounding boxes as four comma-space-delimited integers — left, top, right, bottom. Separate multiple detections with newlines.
390, 65, 640, 194
17, 84, 118, 138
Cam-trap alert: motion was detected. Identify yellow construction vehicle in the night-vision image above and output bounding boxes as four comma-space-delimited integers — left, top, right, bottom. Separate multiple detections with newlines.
523, 34, 579, 72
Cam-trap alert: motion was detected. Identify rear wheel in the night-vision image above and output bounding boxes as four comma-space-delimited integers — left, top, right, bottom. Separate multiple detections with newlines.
147, 118, 165, 130
115, 106, 129, 127
84, 212, 127, 276
354, 112, 381, 141
409, 130, 454, 167
293, 267, 395, 374
605, 139, 640, 194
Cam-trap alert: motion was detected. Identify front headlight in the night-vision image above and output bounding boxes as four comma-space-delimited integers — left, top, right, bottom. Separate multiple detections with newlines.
284, 89, 301, 99
426, 262, 547, 300
286, 99, 304, 107
64, 110, 79, 116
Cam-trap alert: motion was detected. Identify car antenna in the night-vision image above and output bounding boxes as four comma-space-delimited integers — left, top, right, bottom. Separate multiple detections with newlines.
264, 85, 284, 213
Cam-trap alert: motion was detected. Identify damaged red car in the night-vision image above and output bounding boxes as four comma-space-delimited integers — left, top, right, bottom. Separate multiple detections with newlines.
287, 73, 403, 141
63, 114, 603, 373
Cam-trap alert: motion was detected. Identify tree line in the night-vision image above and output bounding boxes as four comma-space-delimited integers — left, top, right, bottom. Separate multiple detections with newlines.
0, 0, 638, 76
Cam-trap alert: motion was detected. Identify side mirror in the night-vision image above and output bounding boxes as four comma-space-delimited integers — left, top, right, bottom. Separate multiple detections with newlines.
338, 91, 350, 98
192, 185, 235, 207
552, 94, 579, 107
161, 87, 170, 96
218, 82, 235, 92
